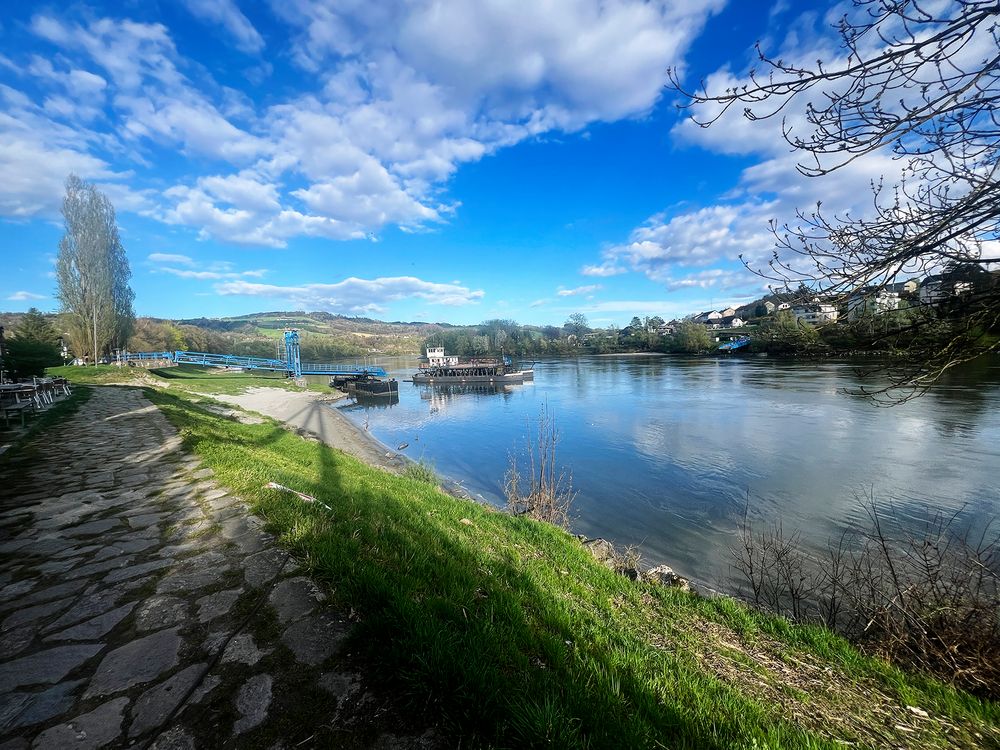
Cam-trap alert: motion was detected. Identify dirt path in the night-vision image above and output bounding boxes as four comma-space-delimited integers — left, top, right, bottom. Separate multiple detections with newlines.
0, 386, 437, 748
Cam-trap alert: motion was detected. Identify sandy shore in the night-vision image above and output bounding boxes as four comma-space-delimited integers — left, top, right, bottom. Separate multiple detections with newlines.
214, 387, 409, 474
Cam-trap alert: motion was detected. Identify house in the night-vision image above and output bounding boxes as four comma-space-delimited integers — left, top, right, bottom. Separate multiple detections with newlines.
847, 288, 900, 320
889, 279, 919, 296
719, 306, 737, 318
919, 275, 973, 306
762, 301, 777, 314
792, 303, 839, 326
693, 310, 723, 325
720, 316, 746, 328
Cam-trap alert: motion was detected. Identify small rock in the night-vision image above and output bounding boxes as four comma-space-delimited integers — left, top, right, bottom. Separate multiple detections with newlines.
221, 633, 268, 666
646, 565, 691, 593
233, 674, 272, 735
580, 538, 617, 569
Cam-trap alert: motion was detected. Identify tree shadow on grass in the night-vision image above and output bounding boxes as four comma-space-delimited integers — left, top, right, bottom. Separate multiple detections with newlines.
269, 441, 802, 750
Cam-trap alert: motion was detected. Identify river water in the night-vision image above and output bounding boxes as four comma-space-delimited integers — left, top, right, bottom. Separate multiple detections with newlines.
327, 355, 1000, 589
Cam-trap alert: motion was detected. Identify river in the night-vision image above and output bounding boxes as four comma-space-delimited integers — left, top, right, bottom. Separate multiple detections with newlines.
327, 354, 1000, 590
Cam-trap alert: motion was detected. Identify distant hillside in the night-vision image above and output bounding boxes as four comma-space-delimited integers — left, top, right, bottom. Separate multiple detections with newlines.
1, 310, 445, 360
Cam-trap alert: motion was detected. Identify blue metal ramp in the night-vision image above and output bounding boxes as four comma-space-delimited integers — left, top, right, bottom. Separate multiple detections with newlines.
718, 336, 751, 351
123, 330, 386, 379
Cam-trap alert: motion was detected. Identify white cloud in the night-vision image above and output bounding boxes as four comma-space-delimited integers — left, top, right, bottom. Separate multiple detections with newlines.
179, 0, 265, 54
556, 284, 602, 297
580, 261, 626, 277
148, 253, 268, 280
7, 291, 47, 301
1, 3, 725, 248
147, 253, 193, 265
215, 276, 485, 314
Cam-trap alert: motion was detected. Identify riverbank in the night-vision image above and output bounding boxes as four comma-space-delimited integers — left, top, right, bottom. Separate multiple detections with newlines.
212, 387, 408, 474
139, 384, 999, 748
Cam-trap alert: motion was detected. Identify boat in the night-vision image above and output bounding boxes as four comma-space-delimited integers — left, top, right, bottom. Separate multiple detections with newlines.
329, 373, 399, 396
412, 347, 534, 384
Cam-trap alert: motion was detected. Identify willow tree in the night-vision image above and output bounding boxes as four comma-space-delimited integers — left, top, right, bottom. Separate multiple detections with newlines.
56, 175, 135, 364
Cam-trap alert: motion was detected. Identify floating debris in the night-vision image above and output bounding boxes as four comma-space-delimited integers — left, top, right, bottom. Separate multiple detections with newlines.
397, 443, 409, 451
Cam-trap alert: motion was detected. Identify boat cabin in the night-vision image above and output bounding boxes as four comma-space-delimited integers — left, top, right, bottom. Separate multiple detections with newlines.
426, 347, 460, 367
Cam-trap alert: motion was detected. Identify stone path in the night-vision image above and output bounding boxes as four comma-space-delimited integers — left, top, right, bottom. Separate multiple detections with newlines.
0, 387, 441, 749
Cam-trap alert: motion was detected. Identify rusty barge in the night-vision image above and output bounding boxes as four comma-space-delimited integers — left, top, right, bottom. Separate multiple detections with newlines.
412, 347, 534, 384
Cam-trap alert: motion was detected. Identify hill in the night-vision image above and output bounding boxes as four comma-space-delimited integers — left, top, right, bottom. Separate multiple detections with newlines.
1, 310, 445, 361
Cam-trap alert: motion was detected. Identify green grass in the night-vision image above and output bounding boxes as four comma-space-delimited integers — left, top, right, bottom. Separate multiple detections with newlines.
47, 364, 330, 394
147, 387, 999, 749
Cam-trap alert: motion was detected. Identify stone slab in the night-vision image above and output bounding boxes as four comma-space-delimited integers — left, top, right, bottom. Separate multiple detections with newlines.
233, 674, 272, 735
32, 696, 129, 750
84, 628, 181, 698
280, 613, 349, 667
45, 603, 137, 643
128, 663, 207, 738
0, 644, 102, 693
134, 597, 188, 633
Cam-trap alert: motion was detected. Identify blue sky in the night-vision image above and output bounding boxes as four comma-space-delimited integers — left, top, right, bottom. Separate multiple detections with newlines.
1, 0, 884, 326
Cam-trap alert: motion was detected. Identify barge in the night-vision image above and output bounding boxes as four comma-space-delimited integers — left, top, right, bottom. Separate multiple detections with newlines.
412, 347, 534, 384
330, 374, 399, 397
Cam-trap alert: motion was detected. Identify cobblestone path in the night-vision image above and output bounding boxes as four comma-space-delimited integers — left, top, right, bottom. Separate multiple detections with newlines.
0, 387, 438, 749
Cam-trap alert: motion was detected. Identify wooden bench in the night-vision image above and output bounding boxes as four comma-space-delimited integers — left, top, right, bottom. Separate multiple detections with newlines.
0, 395, 32, 428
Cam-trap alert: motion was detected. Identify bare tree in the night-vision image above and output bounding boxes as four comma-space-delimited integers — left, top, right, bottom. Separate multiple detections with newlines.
56, 175, 135, 364
505, 405, 576, 528
671, 1, 1000, 402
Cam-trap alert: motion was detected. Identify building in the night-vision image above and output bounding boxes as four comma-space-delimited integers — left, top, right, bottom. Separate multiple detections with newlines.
776, 302, 791, 311
847, 289, 900, 320
919, 275, 973, 306
792, 303, 839, 326
719, 306, 737, 318
889, 279, 919, 296
720, 316, 746, 328
693, 310, 723, 325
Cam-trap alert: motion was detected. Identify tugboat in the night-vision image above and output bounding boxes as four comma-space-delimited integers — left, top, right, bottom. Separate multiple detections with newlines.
412, 347, 534, 384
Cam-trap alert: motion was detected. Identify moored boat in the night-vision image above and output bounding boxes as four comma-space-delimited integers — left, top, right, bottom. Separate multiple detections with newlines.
412, 347, 534, 384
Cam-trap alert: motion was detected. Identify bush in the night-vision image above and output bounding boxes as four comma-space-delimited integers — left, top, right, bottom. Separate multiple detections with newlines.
732, 495, 999, 698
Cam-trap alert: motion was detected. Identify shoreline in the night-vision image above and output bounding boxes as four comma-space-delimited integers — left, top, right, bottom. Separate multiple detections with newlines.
213, 386, 474, 500
213, 387, 410, 474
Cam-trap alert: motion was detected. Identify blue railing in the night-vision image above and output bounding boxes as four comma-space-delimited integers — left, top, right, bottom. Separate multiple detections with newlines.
122, 339, 387, 378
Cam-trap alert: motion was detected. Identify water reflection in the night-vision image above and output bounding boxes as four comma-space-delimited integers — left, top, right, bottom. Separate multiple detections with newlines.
329, 355, 1000, 590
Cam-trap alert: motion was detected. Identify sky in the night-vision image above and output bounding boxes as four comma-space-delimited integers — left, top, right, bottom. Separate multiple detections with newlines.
0, 0, 929, 326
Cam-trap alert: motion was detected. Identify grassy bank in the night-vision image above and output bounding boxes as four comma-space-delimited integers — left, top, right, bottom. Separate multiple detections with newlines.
145, 386, 998, 749
46, 364, 329, 394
